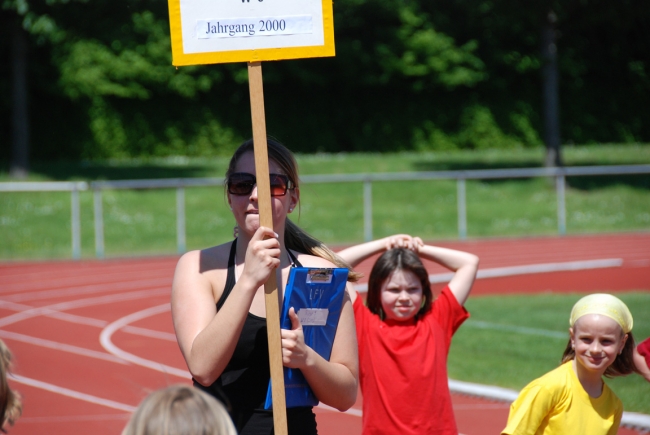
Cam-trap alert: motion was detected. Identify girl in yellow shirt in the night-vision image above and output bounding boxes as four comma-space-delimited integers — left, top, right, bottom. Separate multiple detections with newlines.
502, 293, 638, 435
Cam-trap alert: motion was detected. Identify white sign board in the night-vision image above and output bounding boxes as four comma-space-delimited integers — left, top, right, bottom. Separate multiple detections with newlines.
168, 0, 335, 66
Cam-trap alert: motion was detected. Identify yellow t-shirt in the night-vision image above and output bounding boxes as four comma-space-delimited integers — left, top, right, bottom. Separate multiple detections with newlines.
502, 361, 623, 435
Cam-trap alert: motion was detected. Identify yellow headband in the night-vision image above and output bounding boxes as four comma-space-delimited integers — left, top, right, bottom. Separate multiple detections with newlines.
570, 293, 633, 333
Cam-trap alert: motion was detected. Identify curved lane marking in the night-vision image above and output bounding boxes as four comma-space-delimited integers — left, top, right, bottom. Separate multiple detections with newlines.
0, 330, 127, 364
0, 299, 176, 341
99, 303, 190, 379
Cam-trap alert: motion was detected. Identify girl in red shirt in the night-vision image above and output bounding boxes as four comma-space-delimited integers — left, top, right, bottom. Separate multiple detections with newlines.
338, 235, 479, 435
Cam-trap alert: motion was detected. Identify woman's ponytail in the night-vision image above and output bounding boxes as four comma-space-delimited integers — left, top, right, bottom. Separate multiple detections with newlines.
284, 219, 361, 282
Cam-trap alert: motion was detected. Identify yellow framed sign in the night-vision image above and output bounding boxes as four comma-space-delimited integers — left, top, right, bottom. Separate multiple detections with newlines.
168, 0, 335, 66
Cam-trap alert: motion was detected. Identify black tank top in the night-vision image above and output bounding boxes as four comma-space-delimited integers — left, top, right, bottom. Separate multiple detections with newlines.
195, 240, 317, 435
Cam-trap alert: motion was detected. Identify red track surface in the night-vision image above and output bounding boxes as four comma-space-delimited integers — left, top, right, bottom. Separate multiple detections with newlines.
1, 233, 648, 435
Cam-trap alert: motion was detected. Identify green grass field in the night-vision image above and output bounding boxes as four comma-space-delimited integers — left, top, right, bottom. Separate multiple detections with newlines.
450, 292, 650, 414
1, 144, 649, 260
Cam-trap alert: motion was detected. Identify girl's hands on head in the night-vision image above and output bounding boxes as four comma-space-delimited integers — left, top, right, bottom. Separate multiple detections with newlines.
385, 234, 423, 252
239, 226, 281, 291
281, 307, 312, 369
337, 233, 423, 269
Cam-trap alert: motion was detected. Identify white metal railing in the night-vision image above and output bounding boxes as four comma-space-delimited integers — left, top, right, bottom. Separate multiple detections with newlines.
1, 165, 649, 259
0, 181, 88, 259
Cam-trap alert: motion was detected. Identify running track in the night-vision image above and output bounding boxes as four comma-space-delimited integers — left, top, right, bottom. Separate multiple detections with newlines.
0, 233, 648, 435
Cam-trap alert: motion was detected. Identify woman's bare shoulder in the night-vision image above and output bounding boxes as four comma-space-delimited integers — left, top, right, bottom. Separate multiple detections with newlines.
173, 242, 235, 303
176, 242, 233, 275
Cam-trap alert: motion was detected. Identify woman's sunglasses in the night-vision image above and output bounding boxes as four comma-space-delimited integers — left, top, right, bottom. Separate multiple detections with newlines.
227, 172, 294, 197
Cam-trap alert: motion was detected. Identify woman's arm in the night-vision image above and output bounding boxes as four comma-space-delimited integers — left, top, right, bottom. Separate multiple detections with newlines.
280, 289, 359, 411
171, 227, 282, 386
416, 244, 479, 306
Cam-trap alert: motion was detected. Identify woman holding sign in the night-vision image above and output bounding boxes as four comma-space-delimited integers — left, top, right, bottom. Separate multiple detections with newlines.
171, 139, 359, 434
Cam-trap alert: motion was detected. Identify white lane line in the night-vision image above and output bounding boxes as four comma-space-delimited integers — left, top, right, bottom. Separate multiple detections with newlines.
121, 325, 177, 341
18, 414, 129, 423
354, 258, 623, 292
449, 379, 519, 402
4, 278, 172, 302
0, 300, 109, 327
0, 288, 168, 328
472, 258, 623, 280
100, 304, 190, 379
0, 299, 176, 341
40, 311, 109, 328
0, 330, 128, 364
621, 413, 650, 431
11, 374, 136, 412
464, 320, 567, 339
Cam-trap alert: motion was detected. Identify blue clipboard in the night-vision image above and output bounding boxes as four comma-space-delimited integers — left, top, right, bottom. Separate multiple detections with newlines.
264, 267, 348, 409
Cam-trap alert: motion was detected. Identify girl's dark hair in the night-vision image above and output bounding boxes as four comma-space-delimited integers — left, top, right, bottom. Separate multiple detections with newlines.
226, 138, 360, 282
366, 248, 432, 320
561, 330, 639, 378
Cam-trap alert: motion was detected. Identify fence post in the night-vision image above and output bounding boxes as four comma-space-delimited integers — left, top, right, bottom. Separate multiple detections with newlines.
71, 187, 81, 260
556, 173, 566, 236
363, 180, 373, 242
176, 186, 186, 254
94, 188, 105, 259
457, 178, 467, 240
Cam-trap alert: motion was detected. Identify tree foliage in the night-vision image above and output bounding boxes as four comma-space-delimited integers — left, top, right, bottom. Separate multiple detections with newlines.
1, 0, 648, 160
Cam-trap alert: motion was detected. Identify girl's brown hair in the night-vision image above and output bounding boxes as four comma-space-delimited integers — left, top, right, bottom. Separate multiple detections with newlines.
366, 248, 433, 320
561, 330, 639, 378
0, 340, 21, 433
226, 138, 360, 282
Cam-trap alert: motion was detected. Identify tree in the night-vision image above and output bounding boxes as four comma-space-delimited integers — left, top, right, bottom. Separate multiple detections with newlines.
10, 16, 29, 178
542, 10, 561, 167
1, 0, 648, 162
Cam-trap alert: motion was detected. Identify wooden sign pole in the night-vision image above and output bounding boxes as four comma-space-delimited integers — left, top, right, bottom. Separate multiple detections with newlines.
247, 61, 289, 435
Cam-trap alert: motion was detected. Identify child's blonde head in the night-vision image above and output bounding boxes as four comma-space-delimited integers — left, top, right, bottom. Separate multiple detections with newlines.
122, 385, 237, 435
561, 294, 637, 377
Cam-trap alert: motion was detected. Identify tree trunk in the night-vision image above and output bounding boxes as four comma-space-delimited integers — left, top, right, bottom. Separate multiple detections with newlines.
542, 10, 562, 168
10, 17, 29, 179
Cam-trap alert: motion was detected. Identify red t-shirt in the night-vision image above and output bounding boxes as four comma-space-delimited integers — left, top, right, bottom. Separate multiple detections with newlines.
353, 285, 469, 435
638, 337, 650, 365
